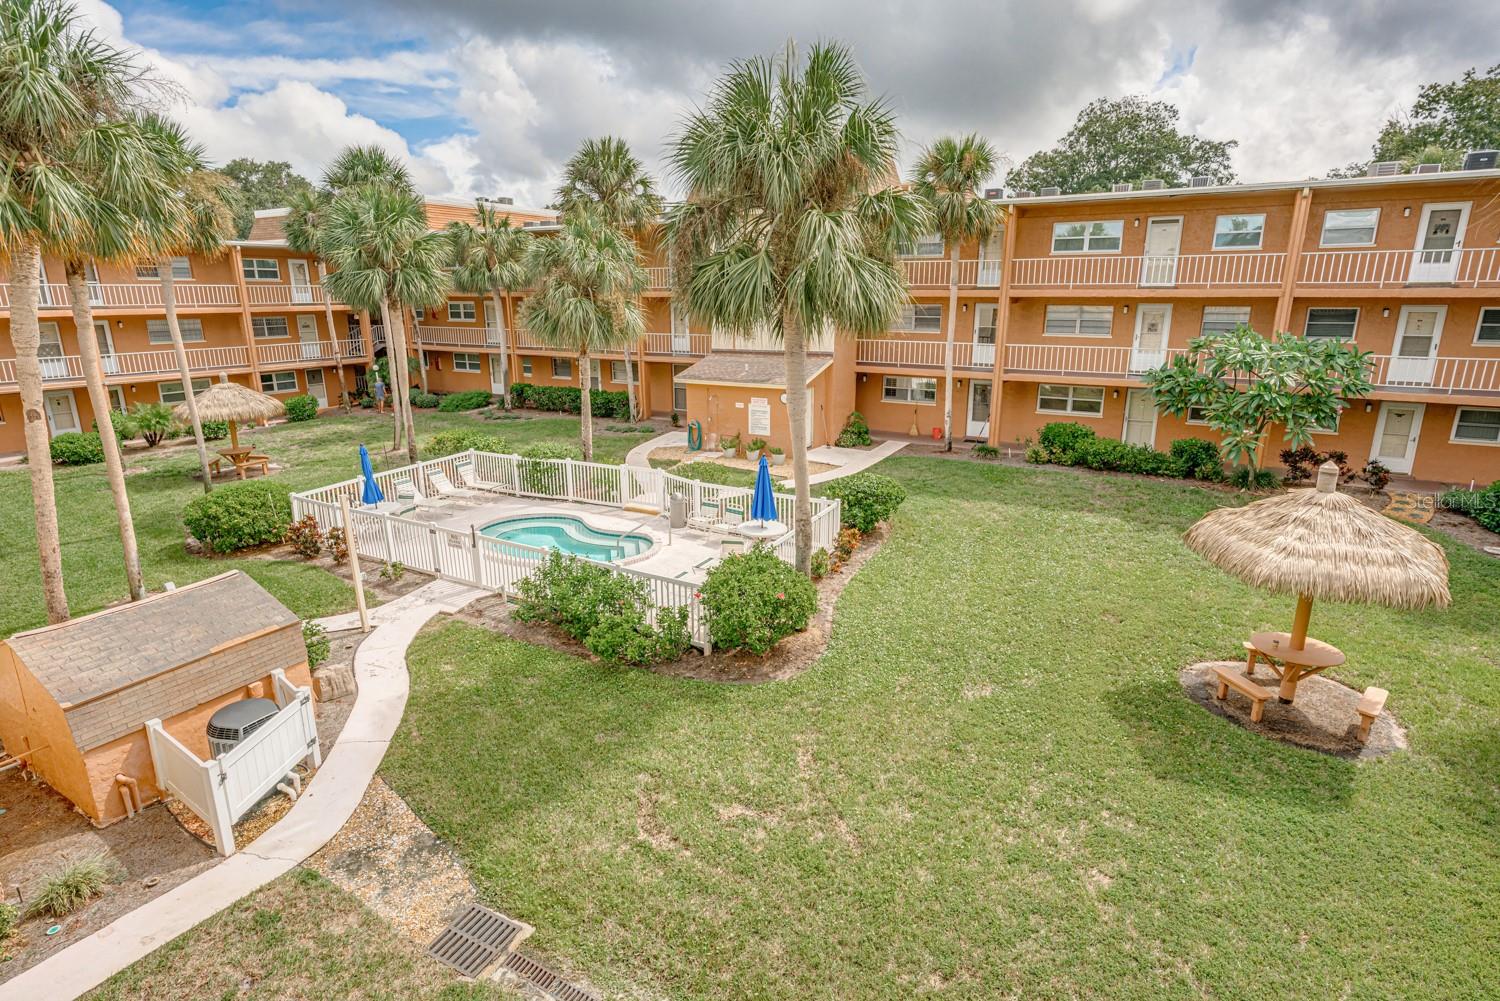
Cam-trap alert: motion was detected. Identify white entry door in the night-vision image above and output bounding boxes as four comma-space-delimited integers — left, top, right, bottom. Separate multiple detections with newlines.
1373, 402, 1425, 473
288, 259, 314, 303
305, 368, 328, 407
1140, 218, 1182, 286
44, 390, 80, 435
1122, 389, 1157, 446
671, 306, 690, 353
1130, 305, 1171, 372
1388, 306, 1444, 385
973, 303, 997, 367
37, 322, 70, 380
977, 231, 1003, 287
297, 315, 321, 359
489, 354, 507, 394
95, 321, 118, 375
966, 379, 992, 438
1409, 203, 1468, 283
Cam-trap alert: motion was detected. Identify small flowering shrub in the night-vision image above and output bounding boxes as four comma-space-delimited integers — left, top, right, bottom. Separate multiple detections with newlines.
323, 525, 348, 563
699, 546, 817, 654
285, 515, 324, 558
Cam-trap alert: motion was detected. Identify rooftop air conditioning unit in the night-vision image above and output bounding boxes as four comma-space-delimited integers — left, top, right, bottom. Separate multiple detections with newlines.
1112, 182, 1133, 193
1412, 162, 1443, 174
492, 196, 514, 205
1040, 186, 1061, 196
207, 698, 279, 758
1462, 149, 1498, 171
1188, 175, 1213, 187
1014, 189, 1035, 199
983, 187, 1003, 200
1140, 179, 1165, 190
1367, 160, 1401, 177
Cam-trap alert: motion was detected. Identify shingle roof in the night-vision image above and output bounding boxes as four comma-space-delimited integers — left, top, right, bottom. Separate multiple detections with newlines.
673, 351, 832, 388
7, 571, 300, 708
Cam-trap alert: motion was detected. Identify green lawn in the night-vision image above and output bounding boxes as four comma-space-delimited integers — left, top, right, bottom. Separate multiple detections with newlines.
384, 457, 1500, 1000
0, 410, 632, 638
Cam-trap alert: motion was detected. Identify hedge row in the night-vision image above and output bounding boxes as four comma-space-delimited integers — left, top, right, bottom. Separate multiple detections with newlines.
1028, 423, 1224, 481
510, 383, 631, 418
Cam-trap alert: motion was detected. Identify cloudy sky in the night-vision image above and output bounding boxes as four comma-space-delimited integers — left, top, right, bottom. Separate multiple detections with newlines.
80, 0, 1500, 207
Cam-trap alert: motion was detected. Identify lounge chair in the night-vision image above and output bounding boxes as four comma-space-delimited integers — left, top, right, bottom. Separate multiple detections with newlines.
453, 457, 508, 494
391, 474, 441, 509
360, 475, 416, 516
686, 498, 721, 532
427, 468, 490, 501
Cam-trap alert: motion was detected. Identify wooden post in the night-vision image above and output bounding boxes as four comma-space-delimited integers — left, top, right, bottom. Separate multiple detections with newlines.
1289, 592, 1313, 651
339, 495, 370, 633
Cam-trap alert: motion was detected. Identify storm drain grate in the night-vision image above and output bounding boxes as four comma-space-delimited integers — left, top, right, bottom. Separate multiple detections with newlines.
427, 904, 531, 978
502, 951, 600, 1001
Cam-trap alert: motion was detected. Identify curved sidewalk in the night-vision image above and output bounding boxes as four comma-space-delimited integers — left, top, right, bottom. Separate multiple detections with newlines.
1, 580, 485, 1001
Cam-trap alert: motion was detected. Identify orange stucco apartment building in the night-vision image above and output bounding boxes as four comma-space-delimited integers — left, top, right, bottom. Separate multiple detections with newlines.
4, 161, 1499, 486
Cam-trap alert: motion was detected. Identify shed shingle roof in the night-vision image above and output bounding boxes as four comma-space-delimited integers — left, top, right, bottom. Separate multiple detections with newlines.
6, 571, 300, 708
673, 351, 832, 388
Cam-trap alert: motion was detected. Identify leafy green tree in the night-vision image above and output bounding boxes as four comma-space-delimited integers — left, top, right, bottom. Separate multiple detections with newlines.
555, 137, 663, 421
1374, 65, 1500, 165
221, 158, 313, 238
910, 134, 1003, 449
666, 41, 931, 572
1006, 96, 1237, 194
520, 214, 646, 461
1143, 326, 1373, 473
446, 202, 535, 409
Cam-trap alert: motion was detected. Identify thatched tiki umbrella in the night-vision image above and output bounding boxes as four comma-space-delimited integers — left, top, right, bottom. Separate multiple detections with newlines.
1184, 461, 1450, 701
172, 380, 285, 452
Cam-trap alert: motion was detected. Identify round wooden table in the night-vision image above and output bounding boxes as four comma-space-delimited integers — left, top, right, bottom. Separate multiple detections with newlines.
217, 447, 255, 480
1249, 631, 1346, 703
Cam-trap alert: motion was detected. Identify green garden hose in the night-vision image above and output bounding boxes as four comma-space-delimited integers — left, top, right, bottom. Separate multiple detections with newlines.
687, 420, 703, 451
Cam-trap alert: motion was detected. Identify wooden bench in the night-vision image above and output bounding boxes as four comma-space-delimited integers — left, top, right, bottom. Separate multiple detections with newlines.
1213, 665, 1275, 723
1356, 687, 1388, 742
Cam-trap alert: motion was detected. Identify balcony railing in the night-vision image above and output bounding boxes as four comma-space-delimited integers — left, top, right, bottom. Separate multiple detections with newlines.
1003, 343, 1189, 378
1297, 247, 1500, 288
645, 267, 672, 290
643, 332, 711, 356
256, 338, 365, 366
1010, 253, 1285, 290
900, 259, 1003, 288
1366, 354, 1500, 395
244, 284, 344, 307
0, 283, 243, 310
0, 345, 252, 386
855, 338, 996, 370
413, 325, 507, 348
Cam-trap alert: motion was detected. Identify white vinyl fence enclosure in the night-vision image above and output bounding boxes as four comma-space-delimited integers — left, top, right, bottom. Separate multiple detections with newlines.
145, 669, 320, 857
291, 451, 842, 652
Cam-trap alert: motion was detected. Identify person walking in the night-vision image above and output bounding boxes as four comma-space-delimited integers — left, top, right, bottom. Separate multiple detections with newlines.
373, 372, 387, 414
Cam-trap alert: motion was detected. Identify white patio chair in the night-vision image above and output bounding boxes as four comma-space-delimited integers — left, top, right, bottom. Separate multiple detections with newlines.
361, 476, 416, 516
453, 457, 507, 494
428, 468, 489, 501
392, 473, 441, 509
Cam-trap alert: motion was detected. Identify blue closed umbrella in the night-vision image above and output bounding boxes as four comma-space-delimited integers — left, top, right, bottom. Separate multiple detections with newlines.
360, 445, 383, 505
750, 454, 778, 524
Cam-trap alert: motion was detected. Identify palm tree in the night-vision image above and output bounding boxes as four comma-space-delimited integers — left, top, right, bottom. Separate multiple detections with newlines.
446, 203, 535, 409
521, 215, 646, 460
556, 137, 662, 421
317, 179, 451, 463
0, 0, 153, 621
910, 135, 1003, 451
666, 41, 931, 572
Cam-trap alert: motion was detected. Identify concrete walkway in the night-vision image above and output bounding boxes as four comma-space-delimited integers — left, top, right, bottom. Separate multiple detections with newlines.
626, 429, 687, 467
1, 580, 485, 1001
626, 428, 905, 485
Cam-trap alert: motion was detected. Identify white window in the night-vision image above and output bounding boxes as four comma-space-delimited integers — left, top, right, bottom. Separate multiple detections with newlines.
610, 360, 628, 383
260, 370, 298, 393
158, 377, 210, 404
551, 357, 572, 379
1213, 214, 1265, 250
1051, 220, 1122, 254
1186, 404, 1210, 425
882, 376, 937, 404
1474, 307, 1500, 346
672, 364, 688, 411
1201, 306, 1252, 336
135, 257, 192, 280
252, 316, 290, 339
1037, 383, 1105, 415
242, 258, 280, 280
147, 319, 204, 343
521, 358, 533, 378
898, 232, 945, 257
1304, 307, 1359, 341
1320, 208, 1380, 247
895, 304, 943, 332
448, 301, 476, 322
1452, 407, 1500, 444
413, 306, 426, 321
1044, 305, 1113, 338
453, 352, 482, 372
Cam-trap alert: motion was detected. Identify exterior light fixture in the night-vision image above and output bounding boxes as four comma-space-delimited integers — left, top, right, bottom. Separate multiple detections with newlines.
1121, 304, 1130, 314
1365, 402, 1374, 413
1403, 207, 1412, 217
1382, 307, 1391, 317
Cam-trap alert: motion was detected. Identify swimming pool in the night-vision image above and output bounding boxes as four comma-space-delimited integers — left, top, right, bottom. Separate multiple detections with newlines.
478, 515, 652, 562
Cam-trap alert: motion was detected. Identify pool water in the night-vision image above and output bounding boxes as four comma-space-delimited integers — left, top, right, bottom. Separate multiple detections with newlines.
479, 515, 652, 562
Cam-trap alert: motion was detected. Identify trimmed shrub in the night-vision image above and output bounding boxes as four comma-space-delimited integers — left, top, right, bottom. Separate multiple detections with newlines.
200, 419, 230, 442
1228, 466, 1282, 491
819, 472, 906, 533
512, 384, 630, 418
284, 394, 319, 421
50, 431, 105, 465
1071, 437, 1184, 477
1037, 422, 1096, 463
809, 548, 830, 580
410, 391, 440, 409
423, 428, 508, 458
700, 546, 818, 655
93, 409, 136, 442
437, 389, 494, 412
130, 402, 176, 446
1170, 437, 1223, 481
514, 551, 690, 666
666, 461, 756, 488
1442, 481, 1500, 532
836, 410, 872, 447
303, 621, 330, 670
182, 479, 293, 553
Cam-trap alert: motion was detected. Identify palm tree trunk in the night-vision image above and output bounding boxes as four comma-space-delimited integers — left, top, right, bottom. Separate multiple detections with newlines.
491, 288, 511, 409
317, 262, 348, 412
160, 260, 214, 493
12, 242, 69, 622
782, 312, 812, 574
579, 347, 594, 461
942, 244, 959, 451
378, 301, 403, 452
410, 307, 428, 393
385, 301, 419, 463
66, 264, 145, 601
624, 302, 640, 420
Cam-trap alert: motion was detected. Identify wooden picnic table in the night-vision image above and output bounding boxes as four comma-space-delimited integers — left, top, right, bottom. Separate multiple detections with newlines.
215, 447, 269, 480
1247, 630, 1346, 703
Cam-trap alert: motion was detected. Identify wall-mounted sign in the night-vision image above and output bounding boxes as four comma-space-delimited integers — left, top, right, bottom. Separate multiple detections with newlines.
749, 397, 770, 435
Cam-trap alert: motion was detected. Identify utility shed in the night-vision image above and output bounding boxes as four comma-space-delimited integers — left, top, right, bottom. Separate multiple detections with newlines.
0, 571, 314, 826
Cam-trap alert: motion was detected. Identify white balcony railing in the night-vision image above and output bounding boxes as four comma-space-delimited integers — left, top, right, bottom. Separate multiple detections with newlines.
855, 338, 995, 369
413, 325, 507, 348
643, 332, 711, 356
0, 345, 253, 385
1003, 343, 1193, 378
1011, 253, 1285, 290
645, 267, 673, 290
0, 282, 243, 309
1297, 247, 1500, 289
255, 338, 365, 365
244, 284, 343, 307
1367, 354, 1500, 394
900, 259, 1002, 288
